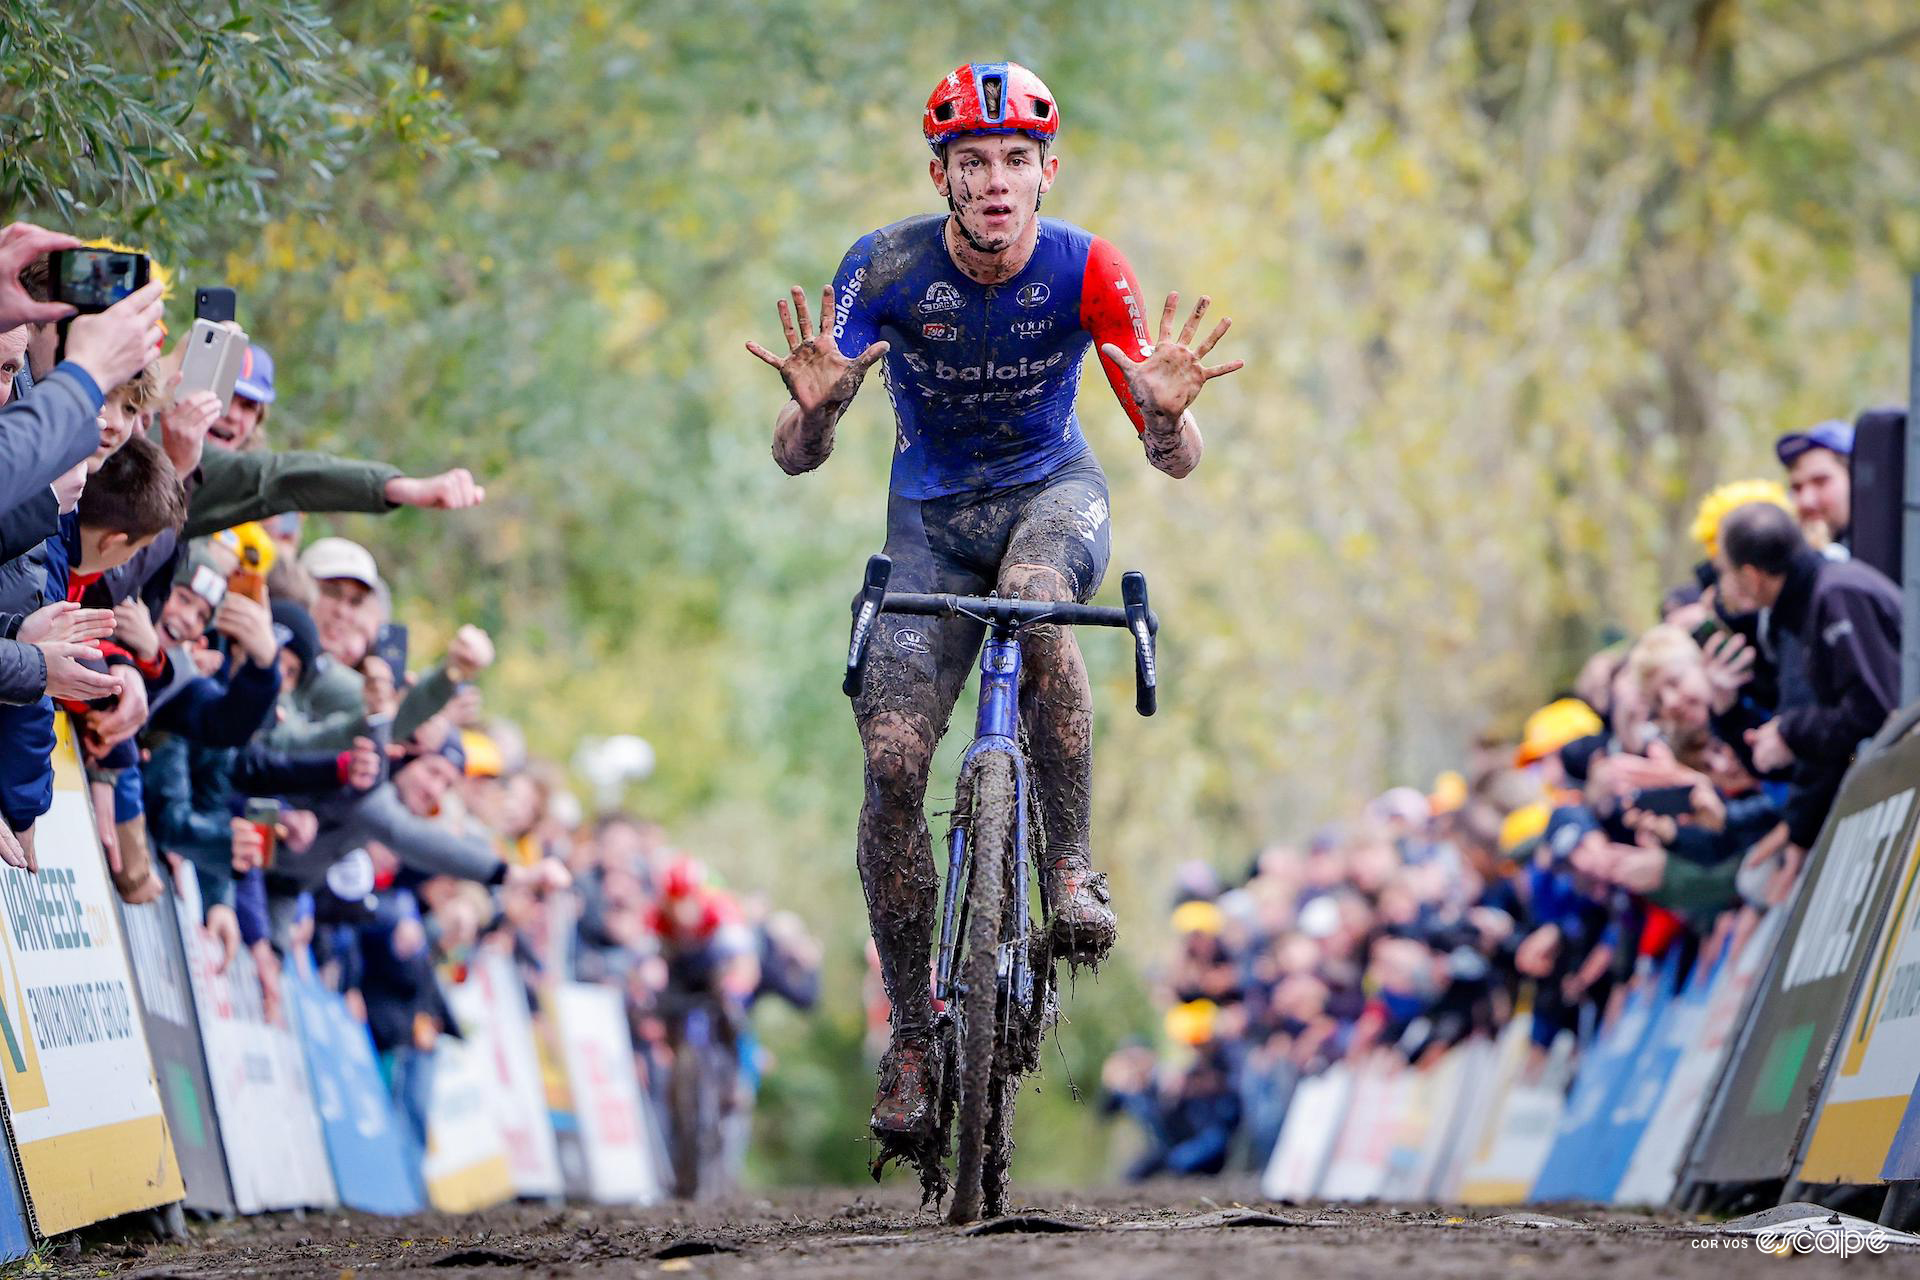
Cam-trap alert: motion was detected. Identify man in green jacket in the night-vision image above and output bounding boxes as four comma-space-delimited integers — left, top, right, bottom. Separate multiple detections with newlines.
266, 536, 493, 753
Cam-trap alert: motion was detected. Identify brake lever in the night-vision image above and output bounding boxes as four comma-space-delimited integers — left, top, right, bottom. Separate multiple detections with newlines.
1121, 571, 1157, 717
844, 554, 892, 698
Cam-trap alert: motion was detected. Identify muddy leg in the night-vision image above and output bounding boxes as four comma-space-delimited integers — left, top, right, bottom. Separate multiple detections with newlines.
1001, 563, 1093, 864
856, 709, 941, 1039
1001, 563, 1113, 960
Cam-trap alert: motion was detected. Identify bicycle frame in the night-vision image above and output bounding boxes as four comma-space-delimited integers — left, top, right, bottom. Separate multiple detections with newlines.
933, 628, 1038, 1015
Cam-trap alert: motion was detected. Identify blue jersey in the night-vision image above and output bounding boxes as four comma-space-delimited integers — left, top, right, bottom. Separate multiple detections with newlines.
830, 215, 1152, 499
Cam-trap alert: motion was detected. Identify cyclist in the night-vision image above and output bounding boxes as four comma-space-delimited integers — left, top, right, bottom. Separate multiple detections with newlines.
746, 61, 1241, 1142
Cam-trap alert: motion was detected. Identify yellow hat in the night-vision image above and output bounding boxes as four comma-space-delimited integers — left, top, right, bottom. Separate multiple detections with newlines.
1428, 770, 1468, 816
460, 730, 505, 779
1499, 802, 1550, 856
80, 236, 172, 300
1170, 900, 1224, 936
1691, 479, 1793, 560
1164, 999, 1218, 1047
212, 521, 277, 575
1514, 698, 1603, 766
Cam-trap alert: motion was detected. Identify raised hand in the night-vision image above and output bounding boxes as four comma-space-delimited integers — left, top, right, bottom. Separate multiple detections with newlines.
1100, 291, 1243, 423
20, 600, 114, 648
63, 280, 165, 393
0, 222, 82, 330
385, 467, 486, 510
745, 285, 888, 419
1701, 631, 1755, 715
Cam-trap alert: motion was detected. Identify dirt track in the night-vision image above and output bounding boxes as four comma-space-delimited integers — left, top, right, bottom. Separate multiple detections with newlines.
32, 1184, 1917, 1279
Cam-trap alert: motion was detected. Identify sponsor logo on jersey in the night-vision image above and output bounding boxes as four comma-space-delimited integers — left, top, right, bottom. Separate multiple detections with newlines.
1073, 495, 1110, 544
1010, 318, 1053, 338
1017, 282, 1051, 308
1115, 278, 1152, 357
928, 351, 1068, 382
920, 281, 964, 313
833, 266, 867, 339
893, 628, 931, 654
922, 322, 958, 341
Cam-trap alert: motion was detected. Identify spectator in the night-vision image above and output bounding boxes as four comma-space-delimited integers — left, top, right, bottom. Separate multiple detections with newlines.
1717, 500, 1900, 855
1775, 419, 1854, 555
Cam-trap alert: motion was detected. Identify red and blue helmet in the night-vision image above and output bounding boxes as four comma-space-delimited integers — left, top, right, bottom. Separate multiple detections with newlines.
924, 61, 1059, 152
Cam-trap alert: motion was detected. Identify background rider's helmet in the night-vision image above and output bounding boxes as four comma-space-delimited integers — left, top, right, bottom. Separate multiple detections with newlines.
924, 61, 1059, 153
658, 855, 705, 901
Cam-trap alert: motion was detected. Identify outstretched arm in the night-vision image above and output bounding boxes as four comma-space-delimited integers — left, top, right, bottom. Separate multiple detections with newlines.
748, 280, 888, 475
1100, 292, 1242, 480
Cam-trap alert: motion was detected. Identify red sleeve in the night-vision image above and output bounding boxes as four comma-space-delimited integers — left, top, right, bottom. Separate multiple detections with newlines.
1079, 236, 1153, 433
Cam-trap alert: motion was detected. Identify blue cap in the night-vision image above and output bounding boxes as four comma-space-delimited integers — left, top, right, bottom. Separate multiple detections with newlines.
233, 342, 276, 405
1775, 418, 1852, 466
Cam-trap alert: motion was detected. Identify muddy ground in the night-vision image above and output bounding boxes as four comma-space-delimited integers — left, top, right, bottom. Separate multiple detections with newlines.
28, 1182, 1917, 1280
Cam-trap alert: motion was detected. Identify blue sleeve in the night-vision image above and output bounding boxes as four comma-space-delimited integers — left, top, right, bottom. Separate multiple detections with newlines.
0, 368, 103, 516
51, 362, 103, 410
828, 237, 880, 358
152, 661, 281, 747
228, 744, 342, 798
234, 870, 270, 946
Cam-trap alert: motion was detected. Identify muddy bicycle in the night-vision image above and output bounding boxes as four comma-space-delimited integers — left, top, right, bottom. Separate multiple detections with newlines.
844, 553, 1159, 1222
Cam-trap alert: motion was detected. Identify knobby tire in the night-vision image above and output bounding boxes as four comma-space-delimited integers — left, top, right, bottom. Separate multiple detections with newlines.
949, 751, 1016, 1224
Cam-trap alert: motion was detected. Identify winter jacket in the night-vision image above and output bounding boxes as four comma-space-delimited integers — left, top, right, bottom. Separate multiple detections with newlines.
0, 364, 102, 515
144, 734, 344, 910
1765, 549, 1902, 845
266, 657, 456, 753
143, 647, 280, 747
0, 517, 75, 828
93, 445, 404, 610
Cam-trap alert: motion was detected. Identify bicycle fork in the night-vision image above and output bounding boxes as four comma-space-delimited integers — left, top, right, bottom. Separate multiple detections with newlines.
934, 630, 1036, 1014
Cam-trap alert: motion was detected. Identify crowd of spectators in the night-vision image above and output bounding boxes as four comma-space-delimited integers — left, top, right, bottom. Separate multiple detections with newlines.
0, 221, 818, 1187
1102, 409, 1904, 1181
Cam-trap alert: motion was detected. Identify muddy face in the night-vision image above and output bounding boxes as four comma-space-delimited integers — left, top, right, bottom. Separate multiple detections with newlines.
930, 135, 1057, 276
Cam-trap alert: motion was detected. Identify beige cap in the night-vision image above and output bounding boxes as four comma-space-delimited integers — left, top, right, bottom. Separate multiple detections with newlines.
299, 536, 381, 588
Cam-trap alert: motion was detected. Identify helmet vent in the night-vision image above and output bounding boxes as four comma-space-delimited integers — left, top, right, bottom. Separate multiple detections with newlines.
933, 101, 956, 122
982, 75, 1003, 118
1033, 99, 1052, 118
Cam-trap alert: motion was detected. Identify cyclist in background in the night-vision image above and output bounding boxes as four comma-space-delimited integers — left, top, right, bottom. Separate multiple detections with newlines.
747, 61, 1242, 1141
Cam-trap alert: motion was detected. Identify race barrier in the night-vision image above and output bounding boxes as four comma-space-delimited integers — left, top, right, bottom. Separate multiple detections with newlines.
1258, 721, 1920, 1225
0, 716, 674, 1260
0, 719, 183, 1241
285, 970, 423, 1216
551, 982, 666, 1205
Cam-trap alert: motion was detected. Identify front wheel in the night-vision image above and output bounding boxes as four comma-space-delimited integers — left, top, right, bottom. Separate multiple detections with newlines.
948, 750, 1017, 1224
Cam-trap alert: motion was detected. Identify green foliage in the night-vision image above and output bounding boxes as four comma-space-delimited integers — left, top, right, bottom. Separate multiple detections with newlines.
15, 0, 1920, 1187
0, 0, 481, 256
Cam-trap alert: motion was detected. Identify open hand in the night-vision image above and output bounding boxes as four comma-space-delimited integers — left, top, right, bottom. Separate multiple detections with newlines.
745, 285, 888, 418
20, 601, 114, 648
156, 387, 222, 476
38, 641, 121, 702
1746, 719, 1794, 774
1702, 631, 1755, 715
1100, 291, 1242, 422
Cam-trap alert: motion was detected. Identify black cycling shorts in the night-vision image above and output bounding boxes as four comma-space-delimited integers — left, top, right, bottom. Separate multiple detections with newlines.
853, 451, 1112, 731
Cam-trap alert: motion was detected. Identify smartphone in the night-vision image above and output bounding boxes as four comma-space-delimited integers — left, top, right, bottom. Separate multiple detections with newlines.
1691, 617, 1724, 647
174, 319, 248, 406
227, 569, 266, 604
1632, 785, 1695, 817
193, 286, 237, 325
48, 248, 150, 314
373, 623, 409, 680
243, 797, 280, 869
189, 563, 228, 612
